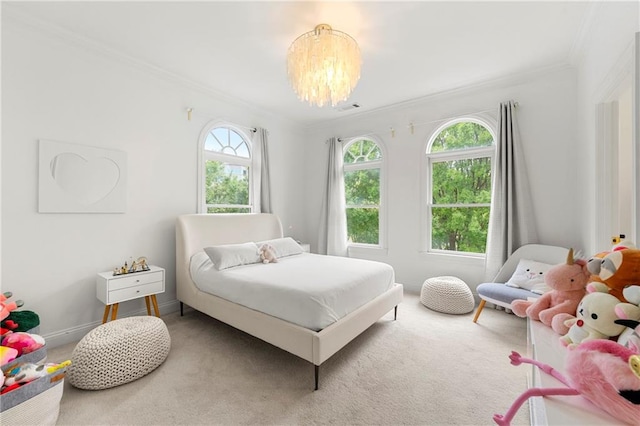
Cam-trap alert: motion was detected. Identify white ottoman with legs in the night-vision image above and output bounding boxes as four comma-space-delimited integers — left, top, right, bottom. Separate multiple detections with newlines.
420, 276, 475, 314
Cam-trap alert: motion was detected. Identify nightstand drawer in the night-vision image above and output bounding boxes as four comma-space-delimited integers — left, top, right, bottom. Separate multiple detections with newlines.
107, 280, 164, 304
108, 271, 163, 291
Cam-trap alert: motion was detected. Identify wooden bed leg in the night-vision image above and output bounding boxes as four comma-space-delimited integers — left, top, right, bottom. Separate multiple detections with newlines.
394, 305, 398, 320
180, 302, 184, 317
315, 365, 319, 391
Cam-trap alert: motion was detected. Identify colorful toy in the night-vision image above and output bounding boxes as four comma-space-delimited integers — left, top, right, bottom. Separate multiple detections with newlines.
559, 285, 640, 347
0, 346, 18, 366
2, 360, 71, 389
592, 248, 640, 302
2, 310, 40, 333
0, 292, 24, 322
511, 249, 589, 334
494, 339, 640, 425
1, 332, 45, 357
259, 244, 278, 264
616, 286, 640, 349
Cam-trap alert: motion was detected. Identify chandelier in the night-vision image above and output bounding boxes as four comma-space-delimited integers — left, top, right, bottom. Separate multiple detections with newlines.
287, 24, 361, 107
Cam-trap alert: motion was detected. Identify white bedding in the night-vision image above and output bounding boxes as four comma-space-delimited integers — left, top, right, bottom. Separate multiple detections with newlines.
190, 252, 395, 331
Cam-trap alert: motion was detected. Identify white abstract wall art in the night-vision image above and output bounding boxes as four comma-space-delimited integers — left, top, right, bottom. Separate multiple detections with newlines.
38, 139, 127, 213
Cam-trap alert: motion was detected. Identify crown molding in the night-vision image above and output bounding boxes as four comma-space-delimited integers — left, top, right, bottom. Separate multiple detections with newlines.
567, 1, 602, 67
2, 6, 302, 130
592, 38, 634, 102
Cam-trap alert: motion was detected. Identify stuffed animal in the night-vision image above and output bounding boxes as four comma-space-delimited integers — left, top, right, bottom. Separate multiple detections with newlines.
0, 292, 23, 322
2, 360, 71, 389
616, 286, 640, 349
511, 249, 589, 334
559, 285, 640, 347
1, 332, 45, 357
494, 340, 640, 426
591, 248, 640, 302
259, 244, 278, 264
0, 346, 18, 366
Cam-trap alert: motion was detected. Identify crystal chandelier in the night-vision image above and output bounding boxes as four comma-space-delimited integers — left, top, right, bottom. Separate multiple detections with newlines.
287, 24, 361, 107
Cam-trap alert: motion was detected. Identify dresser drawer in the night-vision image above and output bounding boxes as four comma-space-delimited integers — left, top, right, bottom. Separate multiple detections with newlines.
108, 271, 163, 291
107, 280, 164, 304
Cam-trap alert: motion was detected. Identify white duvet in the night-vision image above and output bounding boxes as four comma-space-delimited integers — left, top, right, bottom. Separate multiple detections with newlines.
190, 252, 395, 331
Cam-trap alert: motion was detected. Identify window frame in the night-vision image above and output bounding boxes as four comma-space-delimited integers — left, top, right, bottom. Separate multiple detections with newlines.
422, 117, 496, 257
342, 136, 387, 250
197, 121, 256, 214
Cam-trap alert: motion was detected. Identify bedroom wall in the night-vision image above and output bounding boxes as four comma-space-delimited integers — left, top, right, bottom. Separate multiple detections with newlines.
1, 16, 306, 346
574, 2, 640, 253
303, 67, 580, 294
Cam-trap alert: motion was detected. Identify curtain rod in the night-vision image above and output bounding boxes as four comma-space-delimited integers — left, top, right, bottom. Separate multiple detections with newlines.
336, 101, 519, 142
185, 107, 256, 132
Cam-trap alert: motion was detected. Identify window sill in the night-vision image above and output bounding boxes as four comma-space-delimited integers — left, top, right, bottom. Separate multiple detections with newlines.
418, 250, 486, 264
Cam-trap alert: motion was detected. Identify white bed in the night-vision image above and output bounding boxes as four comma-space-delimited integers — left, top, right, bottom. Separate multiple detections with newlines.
176, 213, 404, 389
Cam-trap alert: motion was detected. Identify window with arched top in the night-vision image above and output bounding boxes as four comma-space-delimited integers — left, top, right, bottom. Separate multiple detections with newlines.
198, 124, 254, 213
424, 119, 495, 254
343, 138, 385, 247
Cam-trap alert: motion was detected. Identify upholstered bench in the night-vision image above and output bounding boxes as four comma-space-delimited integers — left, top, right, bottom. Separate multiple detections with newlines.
67, 316, 171, 390
420, 276, 475, 314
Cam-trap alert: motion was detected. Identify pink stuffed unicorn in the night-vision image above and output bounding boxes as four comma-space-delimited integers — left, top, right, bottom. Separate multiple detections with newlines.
494, 331, 640, 426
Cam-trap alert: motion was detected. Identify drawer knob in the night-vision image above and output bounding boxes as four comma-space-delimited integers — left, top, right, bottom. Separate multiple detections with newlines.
136, 279, 140, 283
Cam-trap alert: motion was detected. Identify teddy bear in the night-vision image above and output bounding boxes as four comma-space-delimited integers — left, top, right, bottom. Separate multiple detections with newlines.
511, 248, 590, 334
259, 243, 278, 264
559, 284, 640, 347
588, 248, 640, 302
615, 285, 640, 349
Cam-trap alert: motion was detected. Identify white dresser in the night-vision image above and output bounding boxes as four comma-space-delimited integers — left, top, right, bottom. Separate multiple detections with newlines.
527, 319, 625, 425
96, 265, 165, 323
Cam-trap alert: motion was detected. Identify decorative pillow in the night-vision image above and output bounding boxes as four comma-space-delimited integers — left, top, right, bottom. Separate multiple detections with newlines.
204, 242, 260, 271
255, 237, 303, 258
505, 259, 555, 295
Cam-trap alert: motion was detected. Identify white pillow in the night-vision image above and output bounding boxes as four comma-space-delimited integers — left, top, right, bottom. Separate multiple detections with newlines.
256, 237, 303, 258
505, 259, 555, 295
204, 242, 260, 270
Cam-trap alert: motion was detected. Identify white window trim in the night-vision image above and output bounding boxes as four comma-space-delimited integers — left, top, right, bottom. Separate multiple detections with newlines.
420, 116, 497, 256
343, 136, 387, 250
197, 120, 256, 213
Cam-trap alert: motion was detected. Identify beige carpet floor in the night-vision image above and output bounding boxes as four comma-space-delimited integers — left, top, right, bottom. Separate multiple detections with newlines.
47, 292, 530, 425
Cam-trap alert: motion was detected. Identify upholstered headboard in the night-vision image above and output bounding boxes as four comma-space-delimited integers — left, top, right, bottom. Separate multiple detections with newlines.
175, 213, 283, 304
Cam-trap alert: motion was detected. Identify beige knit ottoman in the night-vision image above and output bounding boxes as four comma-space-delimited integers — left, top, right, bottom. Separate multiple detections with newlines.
68, 316, 171, 390
420, 276, 475, 314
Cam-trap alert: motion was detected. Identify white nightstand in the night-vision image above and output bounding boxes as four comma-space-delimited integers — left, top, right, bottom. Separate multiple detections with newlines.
96, 265, 165, 323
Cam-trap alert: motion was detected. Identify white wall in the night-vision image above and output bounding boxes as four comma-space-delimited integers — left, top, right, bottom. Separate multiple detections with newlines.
574, 1, 639, 252
1, 17, 306, 346
304, 67, 580, 294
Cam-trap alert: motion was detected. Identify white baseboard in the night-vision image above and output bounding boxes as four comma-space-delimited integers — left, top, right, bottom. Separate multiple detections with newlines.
42, 299, 180, 349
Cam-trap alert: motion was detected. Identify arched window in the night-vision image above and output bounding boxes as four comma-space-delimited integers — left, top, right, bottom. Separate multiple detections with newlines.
424, 119, 495, 254
198, 123, 254, 213
343, 138, 385, 246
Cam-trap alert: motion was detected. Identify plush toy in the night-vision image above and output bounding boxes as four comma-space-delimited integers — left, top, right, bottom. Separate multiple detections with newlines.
511, 249, 589, 334
0, 346, 18, 366
616, 286, 640, 349
493, 340, 640, 426
2, 310, 40, 333
259, 244, 278, 264
1, 332, 45, 357
2, 360, 71, 389
559, 285, 640, 347
0, 292, 24, 322
590, 248, 640, 302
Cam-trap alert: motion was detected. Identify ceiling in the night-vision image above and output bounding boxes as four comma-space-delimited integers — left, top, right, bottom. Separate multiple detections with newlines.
4, 1, 595, 126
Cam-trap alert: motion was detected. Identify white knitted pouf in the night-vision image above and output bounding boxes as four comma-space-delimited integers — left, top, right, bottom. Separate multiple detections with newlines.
68, 316, 171, 390
420, 276, 475, 314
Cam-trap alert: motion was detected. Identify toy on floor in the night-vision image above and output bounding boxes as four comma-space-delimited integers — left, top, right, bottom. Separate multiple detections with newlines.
493, 339, 640, 426
0, 292, 24, 322
1, 332, 45, 357
559, 285, 640, 347
1, 360, 71, 393
259, 243, 278, 264
511, 249, 589, 335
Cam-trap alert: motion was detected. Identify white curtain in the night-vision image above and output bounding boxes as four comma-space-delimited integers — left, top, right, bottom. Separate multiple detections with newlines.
252, 127, 272, 213
317, 137, 348, 256
484, 101, 538, 279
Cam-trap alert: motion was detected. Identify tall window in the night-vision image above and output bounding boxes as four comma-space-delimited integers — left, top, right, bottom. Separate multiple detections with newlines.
343, 138, 383, 246
200, 125, 253, 213
425, 120, 495, 254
